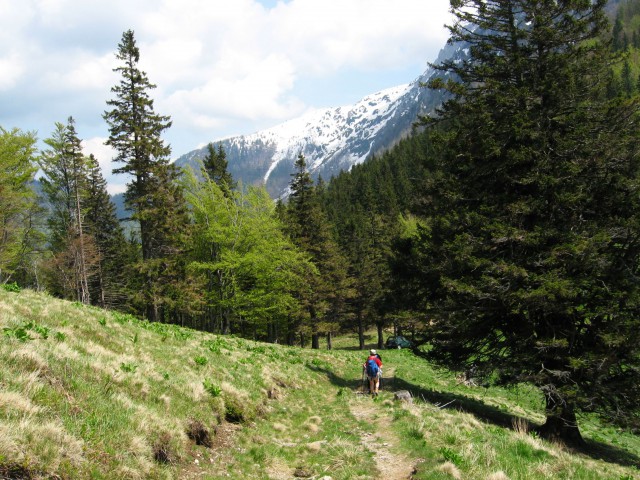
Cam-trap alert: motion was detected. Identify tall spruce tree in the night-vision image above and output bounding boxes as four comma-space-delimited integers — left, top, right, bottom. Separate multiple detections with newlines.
84, 154, 130, 308
104, 30, 197, 322
414, 0, 640, 443
286, 154, 350, 349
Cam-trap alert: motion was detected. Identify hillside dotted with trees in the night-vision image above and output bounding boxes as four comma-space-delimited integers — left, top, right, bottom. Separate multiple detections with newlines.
1, 0, 640, 471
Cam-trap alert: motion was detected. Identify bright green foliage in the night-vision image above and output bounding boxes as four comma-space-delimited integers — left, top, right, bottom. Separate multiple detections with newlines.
183, 166, 314, 341
605, 1, 640, 98
0, 127, 40, 285
410, 0, 640, 443
1, 282, 21, 293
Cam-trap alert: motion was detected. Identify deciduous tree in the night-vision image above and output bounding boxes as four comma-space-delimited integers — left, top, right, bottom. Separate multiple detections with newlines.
0, 127, 40, 284
184, 165, 313, 340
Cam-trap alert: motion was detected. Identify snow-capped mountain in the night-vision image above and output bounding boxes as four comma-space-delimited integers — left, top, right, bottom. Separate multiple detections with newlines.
175, 41, 463, 198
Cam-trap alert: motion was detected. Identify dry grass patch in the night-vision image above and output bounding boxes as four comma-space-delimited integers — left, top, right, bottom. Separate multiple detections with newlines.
0, 390, 42, 416
8, 346, 48, 372
487, 471, 510, 480
158, 393, 172, 411
50, 341, 80, 361
305, 440, 327, 453
189, 380, 206, 401
438, 461, 462, 479
266, 459, 295, 480
0, 419, 85, 472
272, 422, 288, 432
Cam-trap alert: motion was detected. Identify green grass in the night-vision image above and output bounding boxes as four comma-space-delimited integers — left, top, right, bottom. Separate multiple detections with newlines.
1, 289, 639, 479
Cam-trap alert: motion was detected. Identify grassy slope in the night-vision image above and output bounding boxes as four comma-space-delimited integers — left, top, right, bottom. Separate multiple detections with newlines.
0, 289, 639, 480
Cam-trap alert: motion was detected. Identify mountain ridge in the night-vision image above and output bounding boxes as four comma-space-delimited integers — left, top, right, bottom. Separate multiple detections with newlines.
174, 40, 463, 198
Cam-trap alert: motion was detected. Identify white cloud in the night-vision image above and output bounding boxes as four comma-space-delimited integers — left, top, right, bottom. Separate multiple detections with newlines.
82, 137, 114, 171
269, 0, 450, 72
82, 137, 127, 195
165, 52, 303, 123
64, 54, 117, 91
0, 0, 451, 164
0, 53, 24, 90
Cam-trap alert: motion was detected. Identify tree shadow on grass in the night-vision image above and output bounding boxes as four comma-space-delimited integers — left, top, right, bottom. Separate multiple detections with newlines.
306, 363, 365, 390
306, 363, 640, 469
332, 334, 379, 352
393, 376, 640, 470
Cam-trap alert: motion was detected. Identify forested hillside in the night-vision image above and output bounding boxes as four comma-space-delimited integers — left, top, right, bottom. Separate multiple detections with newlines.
318, 0, 640, 445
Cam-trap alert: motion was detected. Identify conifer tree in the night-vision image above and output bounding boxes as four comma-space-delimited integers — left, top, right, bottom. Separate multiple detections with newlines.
104, 30, 197, 321
84, 154, 130, 308
415, 0, 640, 444
622, 59, 634, 96
286, 154, 350, 349
39, 118, 95, 303
202, 142, 235, 197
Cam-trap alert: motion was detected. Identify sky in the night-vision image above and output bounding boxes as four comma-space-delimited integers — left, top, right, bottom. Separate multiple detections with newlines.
0, 0, 452, 193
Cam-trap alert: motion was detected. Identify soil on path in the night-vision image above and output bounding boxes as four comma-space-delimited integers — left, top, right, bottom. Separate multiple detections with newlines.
349, 368, 417, 480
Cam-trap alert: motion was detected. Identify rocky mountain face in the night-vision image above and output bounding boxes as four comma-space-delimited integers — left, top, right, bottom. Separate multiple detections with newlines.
175, 41, 465, 199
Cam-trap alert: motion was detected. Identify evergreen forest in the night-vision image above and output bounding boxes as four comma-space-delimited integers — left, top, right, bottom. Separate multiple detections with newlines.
2, 0, 640, 447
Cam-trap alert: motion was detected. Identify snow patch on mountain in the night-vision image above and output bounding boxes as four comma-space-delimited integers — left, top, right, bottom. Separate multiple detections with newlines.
174, 38, 464, 198
255, 83, 410, 184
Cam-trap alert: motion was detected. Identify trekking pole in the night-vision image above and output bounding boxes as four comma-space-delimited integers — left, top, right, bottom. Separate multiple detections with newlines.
360, 369, 365, 393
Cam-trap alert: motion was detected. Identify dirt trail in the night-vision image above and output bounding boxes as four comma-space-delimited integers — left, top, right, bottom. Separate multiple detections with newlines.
349, 368, 416, 480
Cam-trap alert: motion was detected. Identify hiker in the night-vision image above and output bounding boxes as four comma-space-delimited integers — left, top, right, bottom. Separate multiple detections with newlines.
364, 349, 383, 396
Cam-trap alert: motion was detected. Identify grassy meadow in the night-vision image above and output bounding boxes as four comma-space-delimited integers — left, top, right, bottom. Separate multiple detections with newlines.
1, 287, 639, 479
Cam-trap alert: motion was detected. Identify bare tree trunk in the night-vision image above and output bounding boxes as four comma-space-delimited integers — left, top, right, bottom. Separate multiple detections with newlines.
357, 310, 365, 350
95, 254, 105, 308
537, 397, 585, 447
71, 183, 90, 305
222, 310, 231, 335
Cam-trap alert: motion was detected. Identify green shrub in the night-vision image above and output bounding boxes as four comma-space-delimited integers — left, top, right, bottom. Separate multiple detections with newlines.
202, 339, 222, 353
440, 447, 464, 466
224, 396, 254, 424
203, 380, 221, 397
3, 325, 32, 341
194, 356, 208, 366
120, 362, 137, 373
2, 282, 21, 293
2, 322, 50, 341
33, 325, 50, 339
407, 426, 424, 440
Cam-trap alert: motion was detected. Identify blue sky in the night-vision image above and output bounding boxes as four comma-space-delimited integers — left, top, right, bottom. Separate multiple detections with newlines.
0, 0, 451, 193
